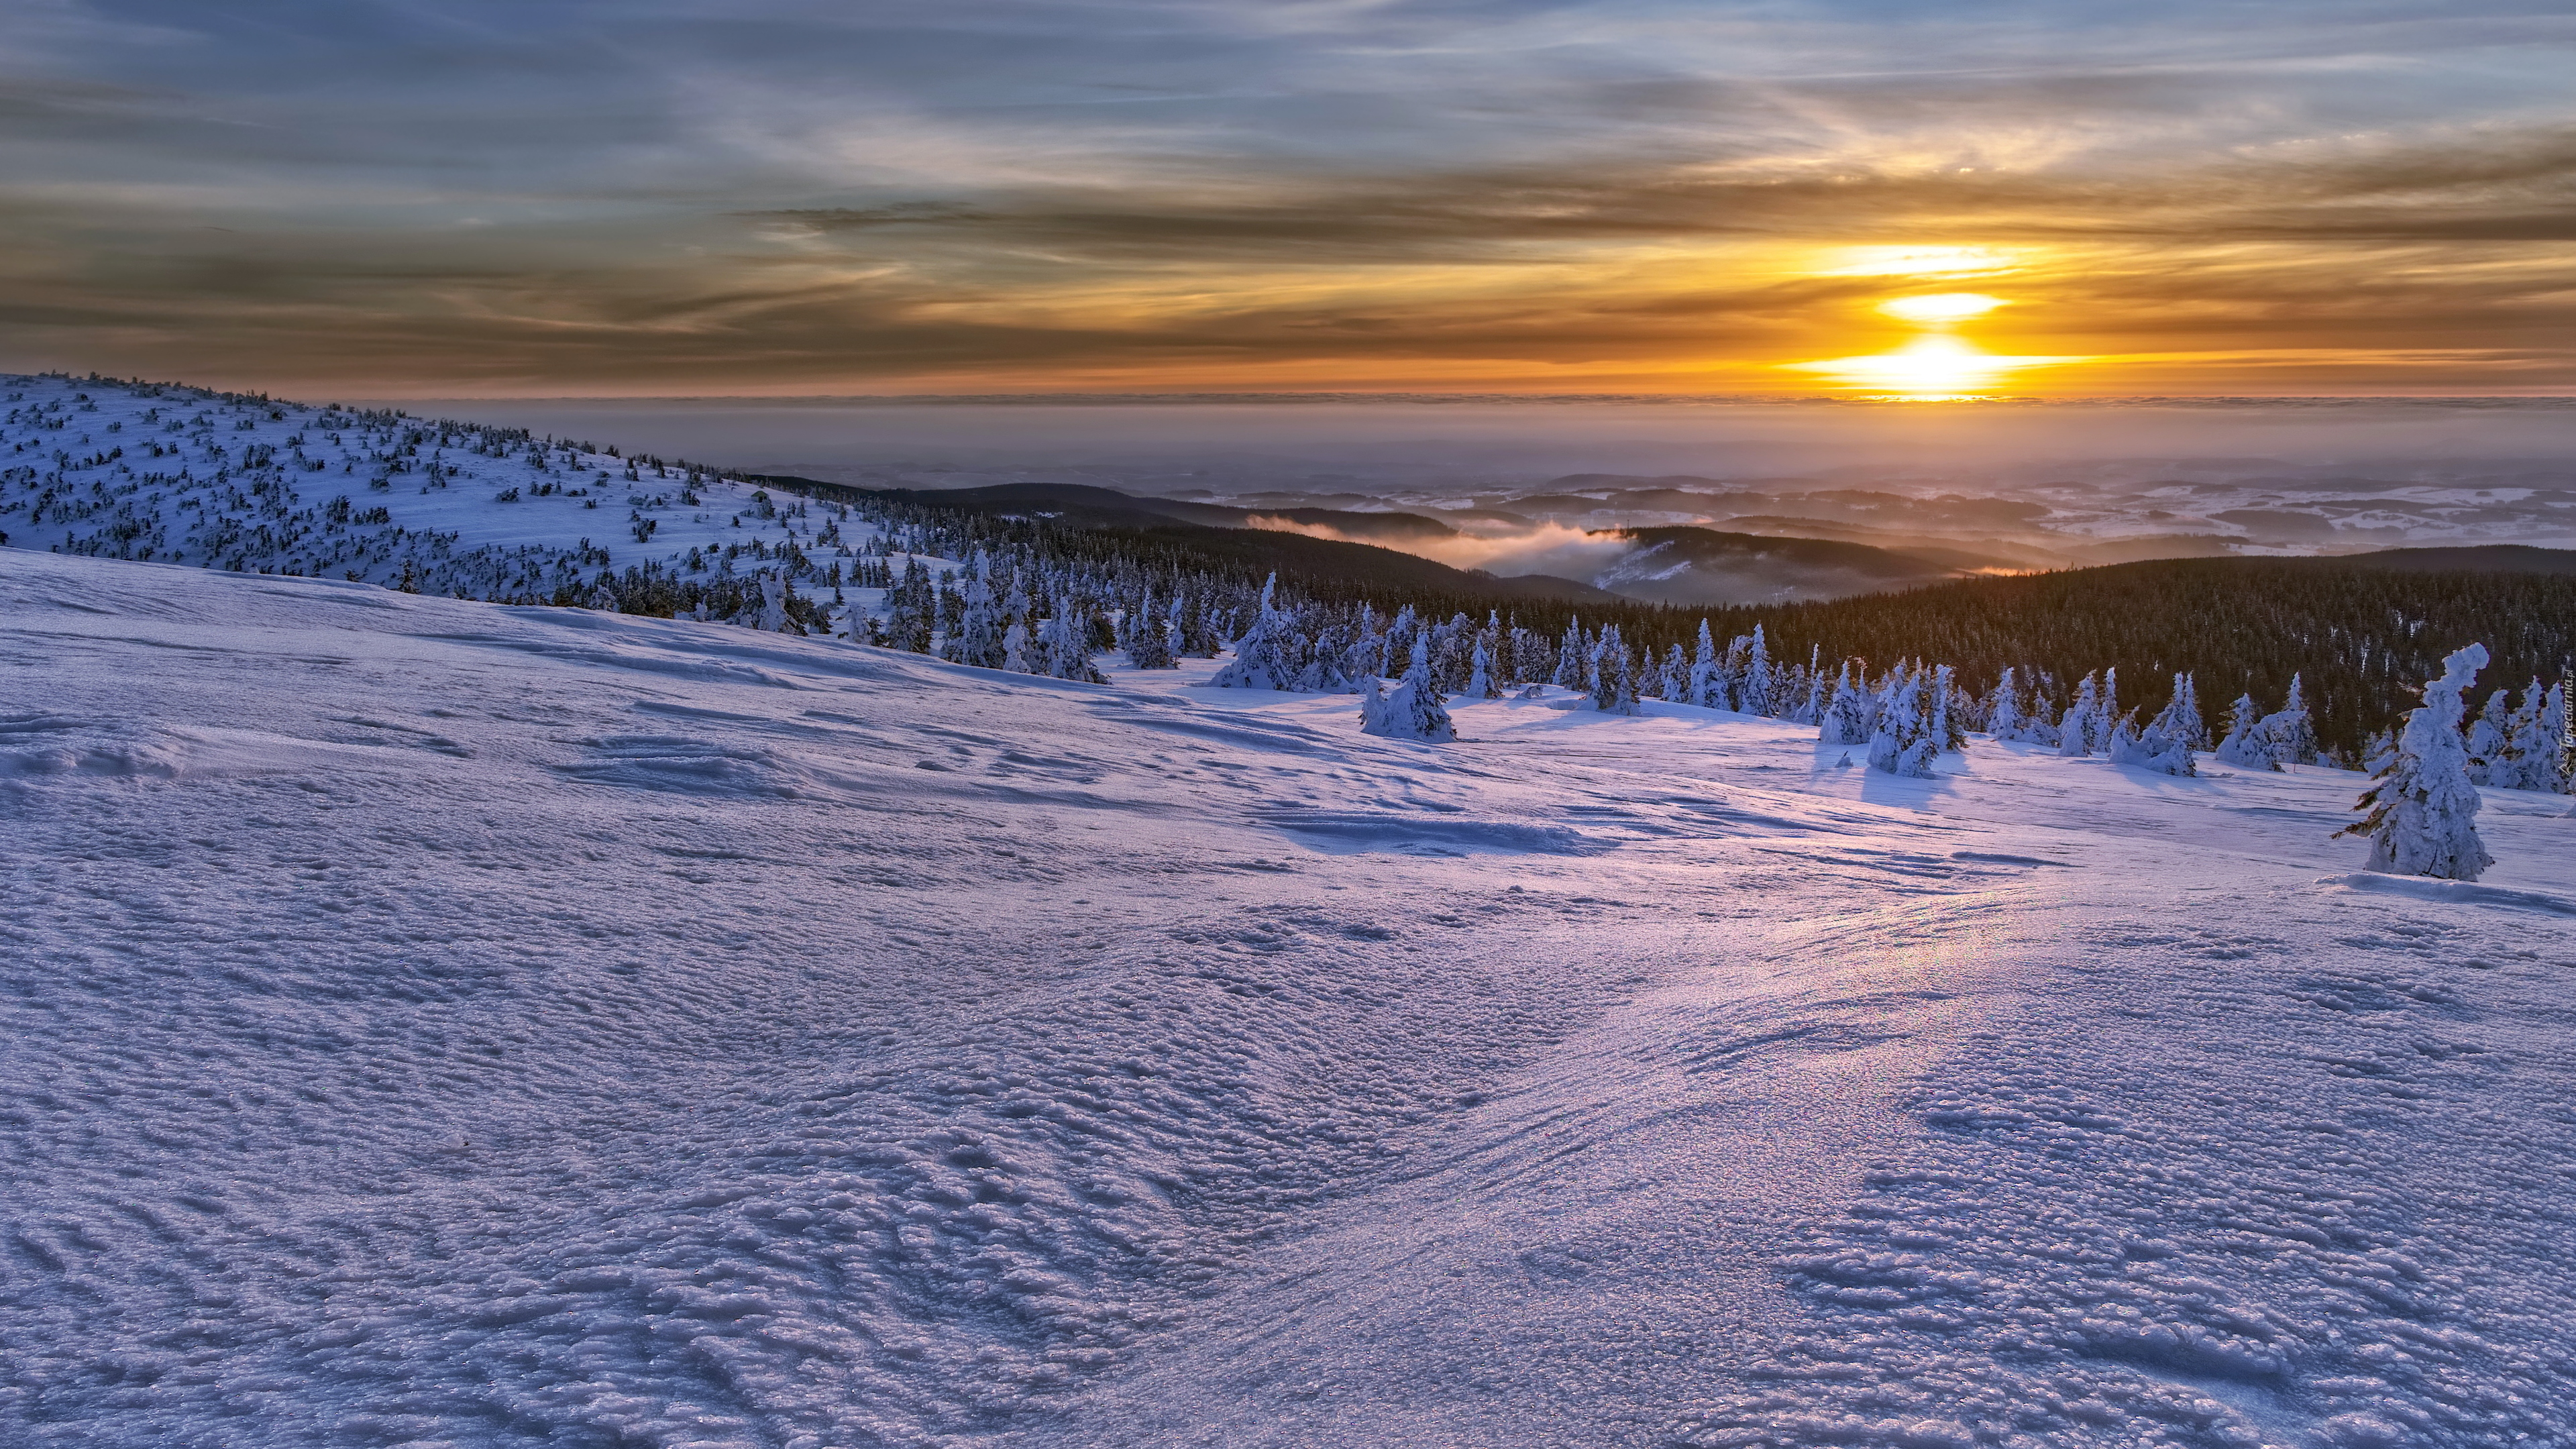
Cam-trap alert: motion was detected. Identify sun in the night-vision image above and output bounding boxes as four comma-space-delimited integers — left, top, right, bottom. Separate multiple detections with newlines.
1877, 292, 2009, 326
1788, 335, 2021, 397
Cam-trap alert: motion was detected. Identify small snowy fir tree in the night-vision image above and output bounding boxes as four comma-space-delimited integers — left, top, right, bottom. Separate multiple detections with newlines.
1688, 620, 1725, 709
2464, 688, 2514, 786
1742, 625, 1775, 718
2214, 692, 2275, 769
953, 555, 1006, 668
1866, 663, 1936, 777
2338, 643, 2493, 881
1038, 597, 1108, 683
1210, 574, 1299, 690
755, 574, 802, 634
1466, 637, 1501, 700
1001, 620, 1033, 674
2262, 674, 2320, 765
1609, 643, 1639, 715
1660, 644, 1688, 705
2065, 669, 2121, 757
1795, 664, 1826, 726
2515, 681, 2571, 793
1294, 623, 1356, 693
2496, 683, 2544, 789
1986, 666, 2023, 741
1553, 617, 1587, 690
2363, 727, 2395, 775
1821, 658, 1873, 745
1125, 587, 1177, 669
2108, 672, 2198, 775
1361, 635, 1456, 742
1929, 664, 1968, 752
1590, 628, 1637, 714
2161, 672, 2204, 748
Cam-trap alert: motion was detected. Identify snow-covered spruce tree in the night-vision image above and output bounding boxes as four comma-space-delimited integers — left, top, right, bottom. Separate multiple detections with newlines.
1125, 587, 1176, 669
1001, 620, 1033, 674
1468, 637, 1501, 700
1930, 664, 1968, 752
1867, 663, 1937, 778
2263, 674, 2320, 765
1295, 621, 1356, 692
1553, 616, 1587, 690
952, 553, 1006, 668
755, 574, 795, 634
1039, 597, 1108, 683
2110, 674, 2198, 775
1210, 574, 1299, 690
1381, 604, 1418, 672
1743, 625, 1775, 718
2214, 693, 2275, 769
1509, 624, 1550, 684
2497, 683, 2544, 789
2465, 688, 2514, 786
2516, 681, 2571, 793
1336, 604, 1383, 684
2337, 643, 2493, 881
1986, 666, 2025, 741
1660, 645, 1688, 704
2163, 672, 2204, 748
2058, 669, 2105, 756
1821, 659, 1872, 745
1689, 620, 1723, 709
1361, 634, 1456, 743
1002, 572, 1032, 647
1591, 627, 1633, 712
1795, 653, 1827, 726
1609, 643, 1640, 715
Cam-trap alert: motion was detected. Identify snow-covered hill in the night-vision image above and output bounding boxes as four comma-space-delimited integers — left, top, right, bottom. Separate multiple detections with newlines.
0, 372, 844, 601
5, 548, 2575, 1449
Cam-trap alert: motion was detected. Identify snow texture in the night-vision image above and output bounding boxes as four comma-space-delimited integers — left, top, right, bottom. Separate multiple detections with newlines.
5, 550, 2576, 1449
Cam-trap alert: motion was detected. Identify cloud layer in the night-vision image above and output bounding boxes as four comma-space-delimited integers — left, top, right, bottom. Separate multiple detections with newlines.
3, 1, 2573, 393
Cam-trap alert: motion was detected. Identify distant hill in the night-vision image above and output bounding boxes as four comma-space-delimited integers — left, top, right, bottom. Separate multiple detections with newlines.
758, 476, 1460, 547
2335, 544, 2576, 574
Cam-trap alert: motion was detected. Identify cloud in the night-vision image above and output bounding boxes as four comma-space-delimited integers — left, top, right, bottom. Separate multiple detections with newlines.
1247, 514, 1636, 580
2, 1, 2573, 391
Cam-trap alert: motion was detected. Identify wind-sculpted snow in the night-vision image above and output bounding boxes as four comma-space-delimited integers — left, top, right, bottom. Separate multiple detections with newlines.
3, 550, 2573, 1449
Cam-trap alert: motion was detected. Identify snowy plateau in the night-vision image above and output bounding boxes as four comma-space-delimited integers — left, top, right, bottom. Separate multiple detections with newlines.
7, 382, 2576, 1449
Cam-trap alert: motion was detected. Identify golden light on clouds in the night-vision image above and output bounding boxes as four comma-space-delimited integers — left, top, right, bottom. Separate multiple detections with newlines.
1823, 246, 2020, 279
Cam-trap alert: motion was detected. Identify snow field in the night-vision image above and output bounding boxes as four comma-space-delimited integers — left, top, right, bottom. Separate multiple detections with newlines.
5, 549, 2575, 1449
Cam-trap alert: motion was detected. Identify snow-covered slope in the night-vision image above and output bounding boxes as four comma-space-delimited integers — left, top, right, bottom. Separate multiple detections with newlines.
5, 548, 2574, 1449
0, 373, 840, 598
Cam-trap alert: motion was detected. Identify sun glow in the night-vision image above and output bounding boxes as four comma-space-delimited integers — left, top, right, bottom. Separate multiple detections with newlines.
1787, 335, 2043, 397
1877, 292, 2008, 325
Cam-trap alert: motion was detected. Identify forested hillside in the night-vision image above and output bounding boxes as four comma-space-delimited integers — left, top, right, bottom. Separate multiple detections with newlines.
854, 490, 2575, 760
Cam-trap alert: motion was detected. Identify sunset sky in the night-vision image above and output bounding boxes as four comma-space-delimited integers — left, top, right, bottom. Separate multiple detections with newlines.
5, 1, 2572, 396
